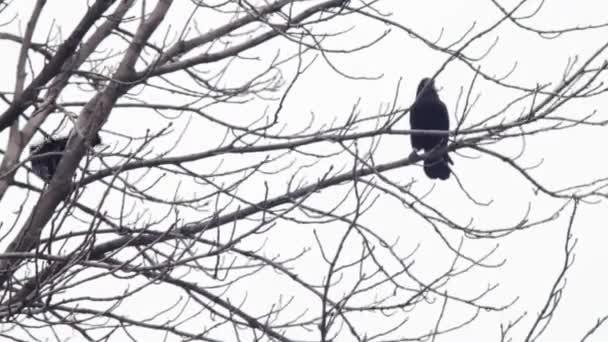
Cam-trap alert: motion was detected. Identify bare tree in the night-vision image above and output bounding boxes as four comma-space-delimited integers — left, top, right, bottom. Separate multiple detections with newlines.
0, 1, 607, 341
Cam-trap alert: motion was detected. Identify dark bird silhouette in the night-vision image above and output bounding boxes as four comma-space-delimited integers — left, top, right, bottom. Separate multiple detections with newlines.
30, 133, 101, 181
410, 78, 453, 180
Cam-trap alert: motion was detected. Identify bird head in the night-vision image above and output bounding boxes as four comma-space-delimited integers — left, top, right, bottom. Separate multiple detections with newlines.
416, 77, 436, 96
91, 133, 102, 147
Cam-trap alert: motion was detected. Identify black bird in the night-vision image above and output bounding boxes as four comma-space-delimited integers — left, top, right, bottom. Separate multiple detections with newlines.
30, 133, 101, 181
410, 78, 453, 180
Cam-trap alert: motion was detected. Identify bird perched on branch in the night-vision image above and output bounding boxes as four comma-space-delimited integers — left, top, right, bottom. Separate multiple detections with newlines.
29, 133, 102, 182
409, 78, 453, 180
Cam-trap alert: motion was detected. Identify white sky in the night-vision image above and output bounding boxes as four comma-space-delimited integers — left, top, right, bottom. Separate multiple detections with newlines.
1, 0, 608, 341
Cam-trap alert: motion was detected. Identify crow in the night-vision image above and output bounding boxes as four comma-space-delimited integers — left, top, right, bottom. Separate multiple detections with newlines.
409, 78, 453, 180
30, 133, 101, 181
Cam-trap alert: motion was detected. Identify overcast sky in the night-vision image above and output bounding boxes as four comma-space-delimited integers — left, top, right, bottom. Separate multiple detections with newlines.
1, 1, 608, 341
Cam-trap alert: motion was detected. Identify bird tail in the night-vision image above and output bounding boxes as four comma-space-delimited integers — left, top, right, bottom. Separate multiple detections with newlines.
423, 153, 452, 180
